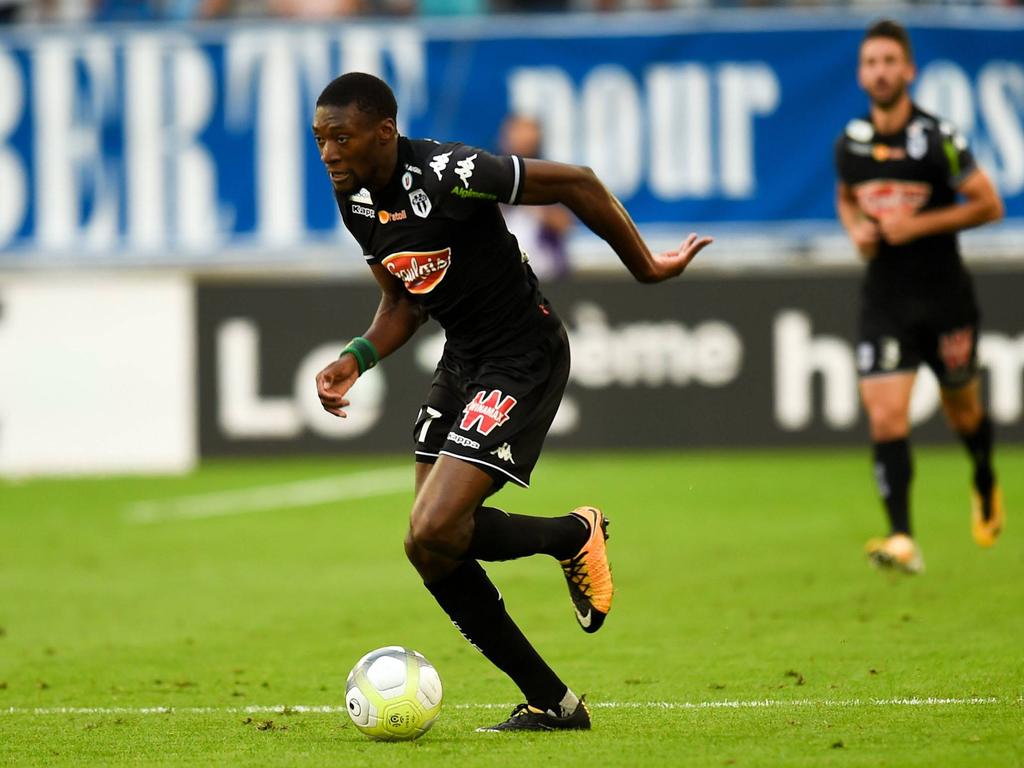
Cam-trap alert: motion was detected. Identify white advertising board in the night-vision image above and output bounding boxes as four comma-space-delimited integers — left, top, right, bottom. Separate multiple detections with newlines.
0, 275, 196, 475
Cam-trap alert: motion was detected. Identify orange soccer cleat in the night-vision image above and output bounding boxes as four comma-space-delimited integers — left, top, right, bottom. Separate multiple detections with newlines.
971, 485, 1005, 548
560, 506, 613, 633
865, 533, 924, 574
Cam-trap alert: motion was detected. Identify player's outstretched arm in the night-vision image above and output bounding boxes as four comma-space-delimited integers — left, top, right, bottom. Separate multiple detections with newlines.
519, 159, 712, 283
315, 265, 425, 418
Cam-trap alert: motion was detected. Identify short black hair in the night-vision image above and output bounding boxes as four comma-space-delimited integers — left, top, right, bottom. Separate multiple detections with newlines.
316, 73, 398, 122
863, 18, 913, 62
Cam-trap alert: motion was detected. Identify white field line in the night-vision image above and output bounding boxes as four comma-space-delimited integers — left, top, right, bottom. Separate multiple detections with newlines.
124, 467, 411, 524
3, 697, 1018, 716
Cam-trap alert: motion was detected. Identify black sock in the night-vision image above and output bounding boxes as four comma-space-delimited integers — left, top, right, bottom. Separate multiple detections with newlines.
426, 560, 567, 711
465, 506, 588, 562
873, 438, 913, 536
958, 415, 995, 502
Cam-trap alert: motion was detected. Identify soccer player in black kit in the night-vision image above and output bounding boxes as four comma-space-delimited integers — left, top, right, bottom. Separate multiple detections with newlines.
311, 73, 712, 731
835, 20, 1005, 574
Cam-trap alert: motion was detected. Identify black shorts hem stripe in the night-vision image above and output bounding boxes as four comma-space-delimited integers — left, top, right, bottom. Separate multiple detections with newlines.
438, 450, 529, 488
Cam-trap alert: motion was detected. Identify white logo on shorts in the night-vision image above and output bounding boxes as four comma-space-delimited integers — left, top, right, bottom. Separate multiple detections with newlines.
446, 431, 480, 450
880, 337, 901, 371
490, 443, 515, 464
857, 342, 874, 373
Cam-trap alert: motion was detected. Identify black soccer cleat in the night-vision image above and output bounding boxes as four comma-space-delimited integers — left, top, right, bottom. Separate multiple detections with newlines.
476, 697, 591, 733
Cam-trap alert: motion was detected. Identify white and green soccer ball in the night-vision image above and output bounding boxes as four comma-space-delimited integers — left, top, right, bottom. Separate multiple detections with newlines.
344, 646, 443, 741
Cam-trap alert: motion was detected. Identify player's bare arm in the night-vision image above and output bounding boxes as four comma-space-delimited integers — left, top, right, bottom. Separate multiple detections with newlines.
836, 180, 880, 260
315, 264, 424, 418
877, 168, 1004, 246
519, 158, 712, 283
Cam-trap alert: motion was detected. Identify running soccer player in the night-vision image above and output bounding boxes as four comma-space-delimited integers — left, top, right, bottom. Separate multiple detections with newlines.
311, 73, 712, 731
834, 19, 1005, 574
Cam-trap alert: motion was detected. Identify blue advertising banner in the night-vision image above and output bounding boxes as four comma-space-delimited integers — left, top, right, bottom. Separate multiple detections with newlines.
0, 13, 1021, 264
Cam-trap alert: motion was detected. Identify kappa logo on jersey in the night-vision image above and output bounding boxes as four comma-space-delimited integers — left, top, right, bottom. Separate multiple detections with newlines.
455, 154, 477, 188
382, 248, 452, 294
409, 189, 431, 218
430, 151, 453, 180
460, 390, 517, 436
350, 189, 372, 205
350, 204, 374, 218
853, 180, 931, 219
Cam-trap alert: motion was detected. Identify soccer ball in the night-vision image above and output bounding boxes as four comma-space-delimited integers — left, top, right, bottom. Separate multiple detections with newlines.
344, 646, 443, 741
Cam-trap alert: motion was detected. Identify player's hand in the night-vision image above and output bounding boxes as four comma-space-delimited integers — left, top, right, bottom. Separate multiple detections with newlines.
850, 218, 880, 260
653, 233, 714, 279
315, 355, 360, 418
877, 211, 919, 246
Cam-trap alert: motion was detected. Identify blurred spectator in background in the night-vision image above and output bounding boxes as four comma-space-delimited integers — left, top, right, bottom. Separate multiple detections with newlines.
188, 0, 351, 18
6, 0, 1021, 22
0, 0, 27, 22
492, 0, 568, 12
416, 0, 483, 16
18, 0, 91, 21
499, 114, 575, 281
268, 0, 365, 16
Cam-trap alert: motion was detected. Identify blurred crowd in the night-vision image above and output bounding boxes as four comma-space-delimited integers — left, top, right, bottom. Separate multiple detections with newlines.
0, 0, 1020, 23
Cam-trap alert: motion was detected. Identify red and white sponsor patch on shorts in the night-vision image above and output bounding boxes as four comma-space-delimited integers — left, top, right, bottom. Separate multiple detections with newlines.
939, 326, 975, 372
459, 389, 517, 436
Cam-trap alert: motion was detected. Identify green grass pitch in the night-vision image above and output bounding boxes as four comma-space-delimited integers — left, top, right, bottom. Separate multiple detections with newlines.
2, 447, 1022, 767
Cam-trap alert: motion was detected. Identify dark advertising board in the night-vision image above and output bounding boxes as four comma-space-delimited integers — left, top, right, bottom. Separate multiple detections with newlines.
197, 270, 1024, 455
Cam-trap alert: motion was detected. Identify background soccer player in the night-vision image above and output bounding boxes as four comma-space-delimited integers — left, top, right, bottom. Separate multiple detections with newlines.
834, 19, 1005, 574
310, 73, 712, 731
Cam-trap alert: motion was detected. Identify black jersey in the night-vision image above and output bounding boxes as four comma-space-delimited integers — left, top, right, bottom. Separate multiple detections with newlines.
834, 104, 977, 298
337, 137, 561, 359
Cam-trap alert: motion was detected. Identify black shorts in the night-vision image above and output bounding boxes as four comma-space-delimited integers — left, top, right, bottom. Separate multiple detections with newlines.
412, 326, 570, 489
857, 284, 979, 389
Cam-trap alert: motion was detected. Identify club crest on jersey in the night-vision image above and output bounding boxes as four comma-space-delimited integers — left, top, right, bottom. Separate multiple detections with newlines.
409, 189, 432, 218
907, 132, 927, 160
460, 390, 517, 436
382, 248, 452, 294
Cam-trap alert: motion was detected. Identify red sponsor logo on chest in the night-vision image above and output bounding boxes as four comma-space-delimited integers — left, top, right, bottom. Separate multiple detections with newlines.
382, 248, 452, 294
854, 180, 931, 220
460, 390, 518, 435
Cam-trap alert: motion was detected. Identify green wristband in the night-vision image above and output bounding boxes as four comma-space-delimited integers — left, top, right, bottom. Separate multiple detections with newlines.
340, 336, 380, 375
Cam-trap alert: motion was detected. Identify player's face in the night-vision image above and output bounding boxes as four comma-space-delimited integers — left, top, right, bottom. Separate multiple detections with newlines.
858, 37, 915, 110
312, 104, 395, 195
